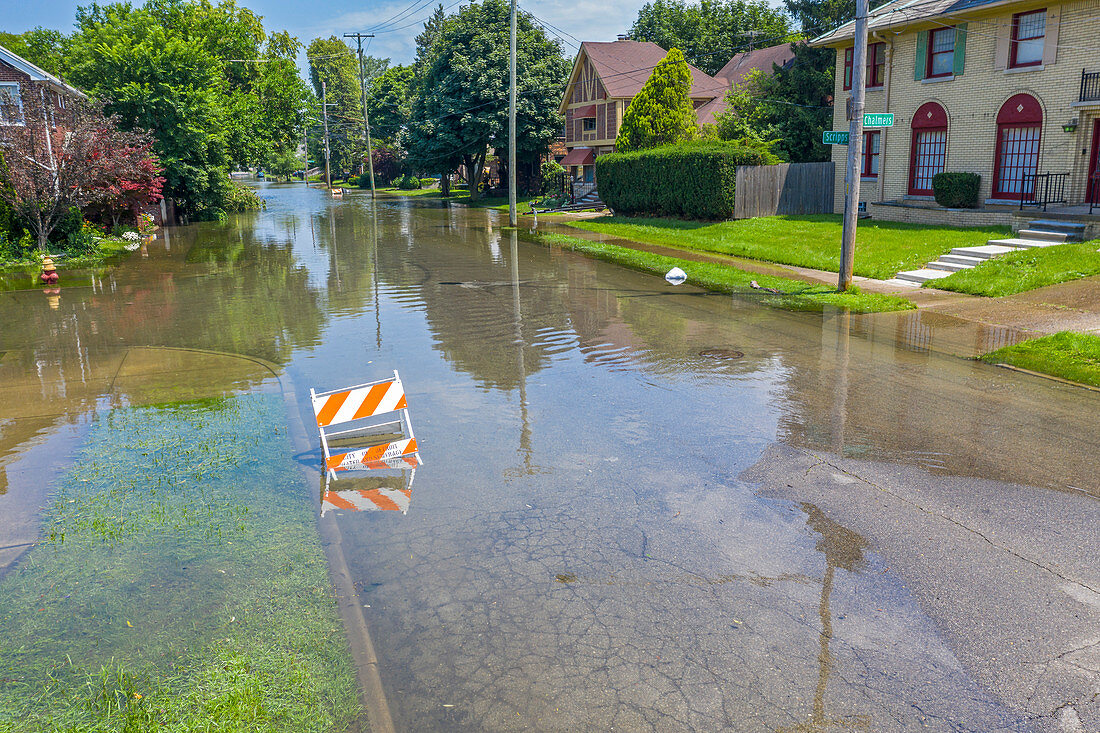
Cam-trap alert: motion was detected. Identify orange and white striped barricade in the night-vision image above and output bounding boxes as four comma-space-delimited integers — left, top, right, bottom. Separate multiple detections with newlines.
310, 370, 421, 481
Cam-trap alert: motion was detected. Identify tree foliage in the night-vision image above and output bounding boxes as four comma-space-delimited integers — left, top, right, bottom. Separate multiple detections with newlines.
307, 36, 364, 178
630, 0, 792, 76
402, 0, 568, 198
367, 65, 414, 142
715, 43, 833, 163
65, 0, 309, 220
616, 49, 698, 152
784, 0, 854, 35
0, 28, 72, 77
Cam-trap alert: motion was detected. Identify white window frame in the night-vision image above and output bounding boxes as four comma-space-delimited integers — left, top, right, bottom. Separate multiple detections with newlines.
0, 82, 24, 125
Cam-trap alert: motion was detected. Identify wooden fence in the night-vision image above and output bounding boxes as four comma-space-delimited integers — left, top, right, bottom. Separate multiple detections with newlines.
734, 162, 835, 219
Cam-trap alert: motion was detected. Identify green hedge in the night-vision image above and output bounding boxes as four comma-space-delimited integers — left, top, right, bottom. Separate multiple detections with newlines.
595, 141, 777, 220
932, 172, 981, 208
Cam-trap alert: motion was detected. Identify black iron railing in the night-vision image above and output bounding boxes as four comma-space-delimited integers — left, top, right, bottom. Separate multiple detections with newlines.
1080, 69, 1100, 102
1020, 172, 1069, 211
1090, 172, 1100, 215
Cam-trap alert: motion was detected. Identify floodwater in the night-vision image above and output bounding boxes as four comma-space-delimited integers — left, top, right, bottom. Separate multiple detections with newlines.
1, 183, 1099, 732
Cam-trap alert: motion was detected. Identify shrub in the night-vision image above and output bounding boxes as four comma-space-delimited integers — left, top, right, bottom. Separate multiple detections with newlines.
371, 143, 404, 186
397, 173, 422, 190
595, 140, 778, 220
932, 172, 981, 208
420, 178, 437, 187
224, 182, 266, 213
346, 174, 360, 187
616, 48, 697, 152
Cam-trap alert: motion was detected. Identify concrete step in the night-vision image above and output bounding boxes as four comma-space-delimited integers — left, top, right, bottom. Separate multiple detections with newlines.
1027, 220, 1087, 239
988, 237, 1059, 249
895, 268, 954, 284
1017, 229, 1069, 242
883, 277, 921, 288
951, 244, 1019, 259
938, 254, 987, 267
927, 260, 976, 272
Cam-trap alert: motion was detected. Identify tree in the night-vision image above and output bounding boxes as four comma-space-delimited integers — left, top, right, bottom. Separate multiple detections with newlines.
87, 149, 167, 228
259, 32, 312, 175
367, 65, 414, 142
715, 42, 834, 162
414, 3, 448, 76
403, 0, 569, 199
616, 48, 698, 152
307, 36, 364, 178
630, 0, 791, 76
0, 28, 73, 78
0, 96, 155, 250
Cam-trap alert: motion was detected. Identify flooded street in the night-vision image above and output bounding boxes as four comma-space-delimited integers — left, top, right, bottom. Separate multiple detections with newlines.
2, 183, 1099, 731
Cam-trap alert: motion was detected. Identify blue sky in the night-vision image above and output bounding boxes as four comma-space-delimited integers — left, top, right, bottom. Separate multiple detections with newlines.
3, 0, 649, 65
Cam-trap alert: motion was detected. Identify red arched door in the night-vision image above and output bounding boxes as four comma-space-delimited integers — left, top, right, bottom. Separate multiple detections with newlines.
908, 102, 949, 195
993, 94, 1043, 199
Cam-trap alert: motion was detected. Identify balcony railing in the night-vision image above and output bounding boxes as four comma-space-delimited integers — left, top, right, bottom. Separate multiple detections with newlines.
1090, 173, 1099, 215
1080, 69, 1100, 102
1019, 172, 1069, 211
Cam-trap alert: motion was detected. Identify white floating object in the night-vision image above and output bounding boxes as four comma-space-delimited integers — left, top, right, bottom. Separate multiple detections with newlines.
665, 267, 687, 285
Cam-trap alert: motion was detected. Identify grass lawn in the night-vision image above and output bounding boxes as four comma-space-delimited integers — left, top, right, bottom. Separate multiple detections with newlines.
0, 393, 361, 732
567, 214, 1010, 281
0, 237, 134, 273
981, 331, 1100, 388
926, 240, 1100, 296
529, 231, 915, 313
375, 186, 443, 197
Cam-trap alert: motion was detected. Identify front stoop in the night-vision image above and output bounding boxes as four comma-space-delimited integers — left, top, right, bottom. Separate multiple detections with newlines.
891, 219, 1085, 287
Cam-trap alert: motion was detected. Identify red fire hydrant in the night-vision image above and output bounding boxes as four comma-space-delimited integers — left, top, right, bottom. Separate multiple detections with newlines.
39, 256, 59, 285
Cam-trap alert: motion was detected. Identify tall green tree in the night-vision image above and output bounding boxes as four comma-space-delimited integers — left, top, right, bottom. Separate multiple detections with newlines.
367, 65, 414, 142
67, 0, 309, 218
403, 0, 568, 199
307, 36, 364, 178
630, 0, 791, 76
616, 48, 698, 152
784, 0, 854, 35
715, 42, 833, 162
414, 3, 447, 76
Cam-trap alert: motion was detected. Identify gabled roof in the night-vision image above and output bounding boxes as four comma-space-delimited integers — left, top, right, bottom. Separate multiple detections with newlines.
810, 0, 1010, 46
560, 40, 728, 113
695, 95, 729, 125
0, 43, 86, 99
714, 42, 796, 88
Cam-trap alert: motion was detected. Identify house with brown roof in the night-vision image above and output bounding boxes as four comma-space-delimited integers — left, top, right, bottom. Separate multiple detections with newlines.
557, 39, 796, 186
557, 38, 729, 183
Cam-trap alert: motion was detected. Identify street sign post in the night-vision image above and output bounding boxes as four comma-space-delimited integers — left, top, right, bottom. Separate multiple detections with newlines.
823, 130, 849, 145
863, 113, 894, 128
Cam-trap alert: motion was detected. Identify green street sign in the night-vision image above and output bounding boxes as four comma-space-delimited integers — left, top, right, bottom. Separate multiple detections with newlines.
863, 112, 894, 128
823, 130, 849, 145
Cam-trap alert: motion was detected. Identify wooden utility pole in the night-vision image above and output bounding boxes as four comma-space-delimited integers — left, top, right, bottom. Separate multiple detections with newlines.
507, 0, 518, 227
345, 32, 377, 196
321, 81, 332, 190
839, 0, 869, 291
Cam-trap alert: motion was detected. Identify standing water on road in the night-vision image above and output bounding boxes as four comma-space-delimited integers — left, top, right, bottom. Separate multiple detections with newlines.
1, 183, 1097, 732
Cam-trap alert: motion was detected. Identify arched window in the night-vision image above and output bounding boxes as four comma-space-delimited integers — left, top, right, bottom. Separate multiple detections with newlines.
908, 102, 949, 196
993, 94, 1042, 199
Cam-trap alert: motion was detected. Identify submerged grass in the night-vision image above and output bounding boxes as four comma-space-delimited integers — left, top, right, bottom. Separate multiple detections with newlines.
567, 214, 1010, 280
529, 231, 915, 313
981, 331, 1100, 388
0, 393, 361, 732
926, 240, 1100, 296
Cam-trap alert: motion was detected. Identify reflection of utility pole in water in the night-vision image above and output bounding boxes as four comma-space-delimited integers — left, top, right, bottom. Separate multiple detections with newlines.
371, 197, 381, 348
330, 205, 341, 290
826, 306, 851, 455
508, 229, 536, 475
778, 504, 871, 733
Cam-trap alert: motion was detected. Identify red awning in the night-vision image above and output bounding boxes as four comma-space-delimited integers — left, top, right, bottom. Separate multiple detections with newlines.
560, 147, 595, 166
574, 104, 597, 118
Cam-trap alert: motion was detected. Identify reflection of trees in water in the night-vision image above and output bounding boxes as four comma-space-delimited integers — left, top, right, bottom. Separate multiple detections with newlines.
777, 503, 871, 733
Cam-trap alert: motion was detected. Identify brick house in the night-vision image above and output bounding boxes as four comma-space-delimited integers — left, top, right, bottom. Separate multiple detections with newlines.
810, 0, 1100, 225
557, 38, 731, 182
0, 43, 86, 127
